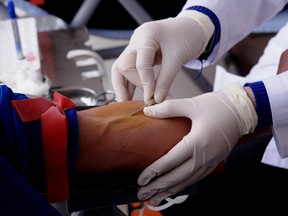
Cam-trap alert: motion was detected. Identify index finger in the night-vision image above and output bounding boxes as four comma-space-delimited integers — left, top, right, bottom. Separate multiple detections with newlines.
111, 51, 140, 101
136, 47, 157, 103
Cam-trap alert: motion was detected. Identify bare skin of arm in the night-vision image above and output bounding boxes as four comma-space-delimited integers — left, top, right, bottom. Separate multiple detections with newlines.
73, 100, 191, 177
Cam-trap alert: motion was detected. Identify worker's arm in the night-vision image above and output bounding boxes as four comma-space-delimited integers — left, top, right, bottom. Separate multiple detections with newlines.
238, 48, 288, 144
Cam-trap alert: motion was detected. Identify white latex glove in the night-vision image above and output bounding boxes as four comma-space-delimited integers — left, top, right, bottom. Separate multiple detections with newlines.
111, 10, 214, 104
137, 82, 258, 206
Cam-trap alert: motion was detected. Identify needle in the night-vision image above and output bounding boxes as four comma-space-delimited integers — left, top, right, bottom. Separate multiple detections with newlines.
130, 98, 156, 116
130, 104, 145, 116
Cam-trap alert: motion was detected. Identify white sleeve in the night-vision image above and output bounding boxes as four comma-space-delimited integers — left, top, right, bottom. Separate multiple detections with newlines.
263, 72, 288, 158
247, 22, 288, 80
182, 0, 288, 69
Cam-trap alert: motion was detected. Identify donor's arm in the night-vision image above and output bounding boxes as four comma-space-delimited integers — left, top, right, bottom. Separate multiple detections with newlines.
74, 101, 191, 176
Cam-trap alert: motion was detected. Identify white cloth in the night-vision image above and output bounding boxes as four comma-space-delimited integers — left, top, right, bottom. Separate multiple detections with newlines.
261, 139, 288, 169
0, 59, 50, 97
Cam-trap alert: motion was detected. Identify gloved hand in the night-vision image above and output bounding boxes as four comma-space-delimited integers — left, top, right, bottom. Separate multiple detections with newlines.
137, 82, 258, 206
111, 10, 214, 104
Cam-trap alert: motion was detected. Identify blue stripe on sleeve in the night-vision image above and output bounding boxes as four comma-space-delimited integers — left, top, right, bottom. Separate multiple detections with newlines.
244, 81, 272, 128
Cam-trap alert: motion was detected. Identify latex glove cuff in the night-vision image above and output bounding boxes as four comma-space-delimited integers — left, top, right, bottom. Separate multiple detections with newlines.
177, 10, 215, 58
222, 82, 258, 134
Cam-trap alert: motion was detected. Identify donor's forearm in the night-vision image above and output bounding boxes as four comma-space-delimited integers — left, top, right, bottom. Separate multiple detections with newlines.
74, 101, 191, 176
